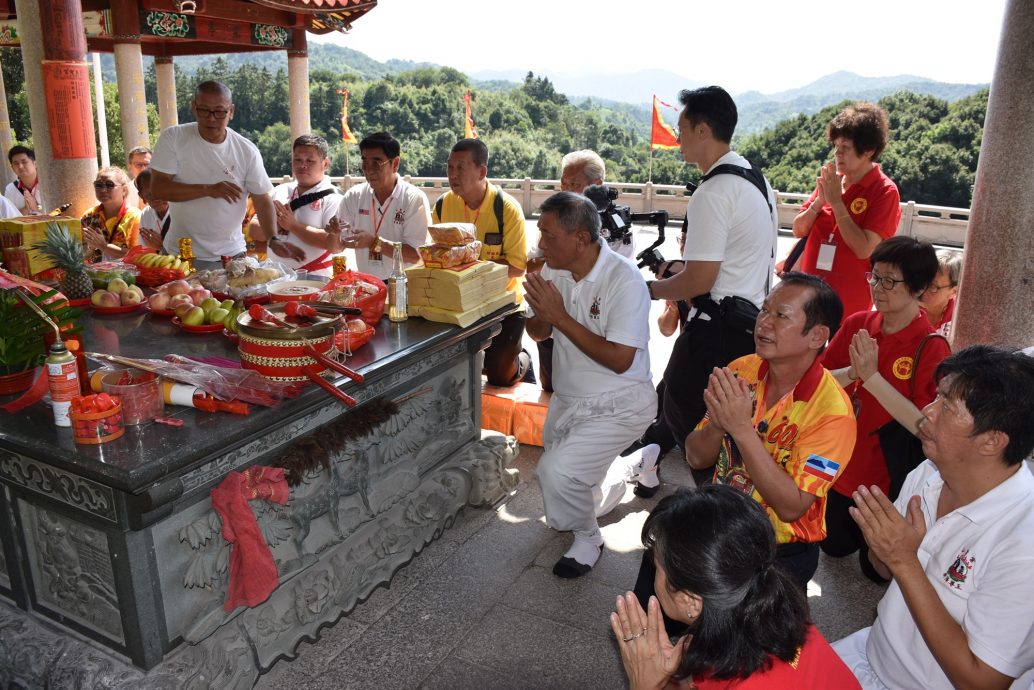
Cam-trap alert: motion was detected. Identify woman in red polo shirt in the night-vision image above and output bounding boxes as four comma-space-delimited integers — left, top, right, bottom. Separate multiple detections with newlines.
793, 103, 901, 317
611, 486, 859, 690
919, 248, 962, 337
820, 236, 950, 582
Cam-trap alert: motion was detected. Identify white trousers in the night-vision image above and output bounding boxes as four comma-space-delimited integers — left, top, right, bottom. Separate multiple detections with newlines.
536, 381, 656, 534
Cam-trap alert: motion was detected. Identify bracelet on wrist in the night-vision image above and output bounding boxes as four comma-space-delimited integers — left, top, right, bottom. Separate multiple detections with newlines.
647, 280, 656, 300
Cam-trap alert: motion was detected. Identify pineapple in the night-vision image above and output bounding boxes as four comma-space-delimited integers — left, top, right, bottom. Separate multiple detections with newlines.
31, 223, 93, 299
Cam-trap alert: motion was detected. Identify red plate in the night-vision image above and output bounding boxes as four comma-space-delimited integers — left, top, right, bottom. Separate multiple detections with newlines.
91, 302, 146, 315
67, 297, 93, 307
146, 303, 176, 318
172, 317, 225, 333
223, 328, 240, 344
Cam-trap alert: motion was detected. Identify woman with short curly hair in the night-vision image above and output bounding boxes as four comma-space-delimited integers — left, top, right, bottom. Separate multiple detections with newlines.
792, 102, 901, 317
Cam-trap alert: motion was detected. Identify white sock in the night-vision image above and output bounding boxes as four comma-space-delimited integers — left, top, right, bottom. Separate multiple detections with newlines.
565, 530, 603, 566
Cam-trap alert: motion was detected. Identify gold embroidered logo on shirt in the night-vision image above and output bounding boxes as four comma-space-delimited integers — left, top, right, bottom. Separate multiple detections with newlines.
850, 197, 868, 214
892, 356, 914, 380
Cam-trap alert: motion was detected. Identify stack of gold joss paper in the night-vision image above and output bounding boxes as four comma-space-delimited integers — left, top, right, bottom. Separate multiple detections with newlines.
406, 261, 514, 327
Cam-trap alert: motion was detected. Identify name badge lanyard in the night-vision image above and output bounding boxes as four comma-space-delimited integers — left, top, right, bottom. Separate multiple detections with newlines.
817, 205, 837, 271
369, 194, 395, 262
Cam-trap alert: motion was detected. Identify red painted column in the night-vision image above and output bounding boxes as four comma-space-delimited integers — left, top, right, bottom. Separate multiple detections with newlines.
16, 0, 98, 214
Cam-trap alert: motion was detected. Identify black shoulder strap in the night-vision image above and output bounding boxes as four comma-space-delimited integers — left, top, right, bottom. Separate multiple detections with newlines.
699, 162, 772, 213
434, 195, 443, 222
492, 185, 504, 231
290, 187, 335, 212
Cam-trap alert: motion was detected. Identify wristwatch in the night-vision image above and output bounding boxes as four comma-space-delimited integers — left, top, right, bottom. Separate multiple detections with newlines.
646, 280, 656, 300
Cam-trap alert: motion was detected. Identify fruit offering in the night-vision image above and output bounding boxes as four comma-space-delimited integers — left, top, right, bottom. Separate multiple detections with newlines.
91, 278, 146, 309
31, 223, 93, 300
123, 246, 192, 287
134, 252, 190, 272
222, 300, 246, 334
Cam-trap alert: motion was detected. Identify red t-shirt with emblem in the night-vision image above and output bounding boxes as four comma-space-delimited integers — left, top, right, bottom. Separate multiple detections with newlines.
799, 164, 900, 316
822, 310, 951, 496
697, 355, 856, 544
692, 625, 861, 689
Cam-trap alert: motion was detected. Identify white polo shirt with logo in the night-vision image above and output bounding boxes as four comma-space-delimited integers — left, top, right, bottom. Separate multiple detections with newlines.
865, 460, 1034, 689
337, 177, 430, 280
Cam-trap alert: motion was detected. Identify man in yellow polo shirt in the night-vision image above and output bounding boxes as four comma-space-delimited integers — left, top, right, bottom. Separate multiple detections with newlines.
433, 138, 531, 386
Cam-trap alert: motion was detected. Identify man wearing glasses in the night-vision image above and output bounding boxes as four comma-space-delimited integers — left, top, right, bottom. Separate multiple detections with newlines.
125, 146, 152, 211
334, 131, 430, 279
149, 81, 284, 269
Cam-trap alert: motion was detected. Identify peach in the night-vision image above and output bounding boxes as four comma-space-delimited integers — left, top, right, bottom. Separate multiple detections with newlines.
148, 292, 171, 311
91, 290, 120, 308
168, 294, 193, 311
106, 278, 129, 295
189, 287, 212, 306
164, 280, 192, 296
120, 287, 144, 306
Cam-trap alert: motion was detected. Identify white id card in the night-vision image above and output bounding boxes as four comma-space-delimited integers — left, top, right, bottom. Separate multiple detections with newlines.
366, 258, 384, 272
817, 243, 836, 271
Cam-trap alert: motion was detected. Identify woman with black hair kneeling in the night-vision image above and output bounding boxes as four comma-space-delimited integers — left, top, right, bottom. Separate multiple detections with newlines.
611, 486, 858, 689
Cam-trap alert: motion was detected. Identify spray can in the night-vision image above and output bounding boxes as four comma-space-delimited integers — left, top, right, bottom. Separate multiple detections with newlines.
46, 341, 80, 427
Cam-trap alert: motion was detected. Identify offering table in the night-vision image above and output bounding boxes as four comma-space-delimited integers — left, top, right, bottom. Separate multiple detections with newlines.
0, 305, 520, 688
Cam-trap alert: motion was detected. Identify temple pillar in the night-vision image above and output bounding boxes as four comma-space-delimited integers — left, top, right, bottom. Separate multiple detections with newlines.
952, 0, 1034, 350
287, 29, 310, 140
0, 53, 15, 186
111, 0, 150, 155
155, 56, 178, 133
16, 0, 97, 216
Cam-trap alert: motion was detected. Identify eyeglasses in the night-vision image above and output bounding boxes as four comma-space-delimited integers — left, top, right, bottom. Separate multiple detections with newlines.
924, 283, 955, 294
360, 158, 392, 170
865, 271, 907, 290
195, 106, 231, 120
93, 180, 118, 190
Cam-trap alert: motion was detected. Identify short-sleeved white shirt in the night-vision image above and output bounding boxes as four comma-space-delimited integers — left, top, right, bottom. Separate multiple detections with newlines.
681, 151, 778, 308
151, 123, 273, 261
3, 180, 43, 215
867, 460, 1034, 688
337, 177, 430, 280
527, 241, 652, 396
270, 177, 343, 276
140, 205, 171, 239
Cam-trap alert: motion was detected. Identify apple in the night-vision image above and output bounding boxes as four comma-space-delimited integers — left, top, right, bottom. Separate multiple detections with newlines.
106, 278, 129, 295
174, 303, 195, 320
148, 292, 171, 311
208, 307, 229, 325
168, 294, 193, 311
91, 290, 120, 308
182, 306, 206, 326
164, 280, 192, 296
199, 297, 221, 316
120, 287, 144, 306
189, 287, 212, 306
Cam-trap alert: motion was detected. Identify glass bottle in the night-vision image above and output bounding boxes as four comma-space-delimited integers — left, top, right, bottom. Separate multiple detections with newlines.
386, 241, 408, 322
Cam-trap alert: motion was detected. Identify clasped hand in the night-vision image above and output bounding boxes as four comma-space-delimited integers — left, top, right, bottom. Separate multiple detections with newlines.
524, 272, 567, 326
816, 162, 843, 207
610, 593, 686, 690
848, 330, 879, 382
850, 485, 926, 572
702, 367, 754, 437
208, 180, 243, 203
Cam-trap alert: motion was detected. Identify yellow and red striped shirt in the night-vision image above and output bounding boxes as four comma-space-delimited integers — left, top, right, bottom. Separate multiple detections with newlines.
698, 355, 856, 544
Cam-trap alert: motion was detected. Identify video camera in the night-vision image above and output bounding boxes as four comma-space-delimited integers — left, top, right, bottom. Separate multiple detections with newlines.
583, 184, 669, 273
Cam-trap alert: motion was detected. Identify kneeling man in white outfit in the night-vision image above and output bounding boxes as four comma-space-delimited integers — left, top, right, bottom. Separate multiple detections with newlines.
525, 191, 656, 579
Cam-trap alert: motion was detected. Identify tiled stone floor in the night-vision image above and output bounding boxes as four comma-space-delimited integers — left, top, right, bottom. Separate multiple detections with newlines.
254, 444, 887, 690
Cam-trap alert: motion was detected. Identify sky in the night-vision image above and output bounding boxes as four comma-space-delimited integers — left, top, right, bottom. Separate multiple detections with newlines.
311, 0, 1008, 94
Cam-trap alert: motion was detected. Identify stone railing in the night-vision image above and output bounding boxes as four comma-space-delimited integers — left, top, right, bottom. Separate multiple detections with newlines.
304, 175, 969, 248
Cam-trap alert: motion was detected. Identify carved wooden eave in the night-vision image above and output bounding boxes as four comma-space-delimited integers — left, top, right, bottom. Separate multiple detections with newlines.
0, 0, 377, 54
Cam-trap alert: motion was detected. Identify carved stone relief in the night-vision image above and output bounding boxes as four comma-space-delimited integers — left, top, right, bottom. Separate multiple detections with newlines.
19, 501, 123, 643
0, 450, 117, 522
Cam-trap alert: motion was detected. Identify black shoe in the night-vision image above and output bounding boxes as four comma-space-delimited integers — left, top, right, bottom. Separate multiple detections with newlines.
633, 482, 658, 499
518, 349, 536, 384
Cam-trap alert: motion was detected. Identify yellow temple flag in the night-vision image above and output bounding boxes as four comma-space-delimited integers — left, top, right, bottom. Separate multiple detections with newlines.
651, 95, 679, 150
464, 90, 478, 139
339, 89, 358, 144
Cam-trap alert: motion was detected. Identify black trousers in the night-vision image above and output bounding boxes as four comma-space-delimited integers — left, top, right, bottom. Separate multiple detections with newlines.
661, 315, 756, 448
485, 311, 526, 387
536, 336, 554, 393
633, 541, 819, 637
821, 489, 889, 583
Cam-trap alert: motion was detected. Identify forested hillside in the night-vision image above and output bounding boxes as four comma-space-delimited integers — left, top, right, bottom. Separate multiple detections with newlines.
0, 48, 987, 208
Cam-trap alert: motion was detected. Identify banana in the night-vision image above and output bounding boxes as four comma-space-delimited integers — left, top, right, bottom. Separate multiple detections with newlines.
137, 254, 153, 267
